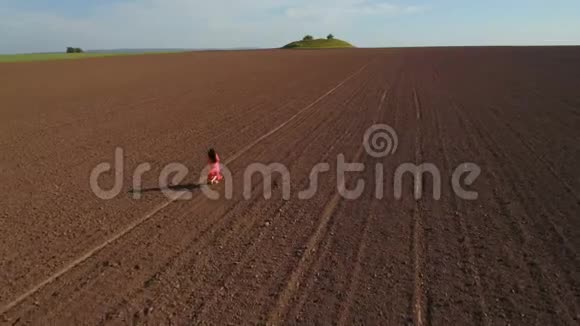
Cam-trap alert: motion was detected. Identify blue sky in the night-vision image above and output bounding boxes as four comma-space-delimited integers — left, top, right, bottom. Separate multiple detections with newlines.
0, 0, 579, 54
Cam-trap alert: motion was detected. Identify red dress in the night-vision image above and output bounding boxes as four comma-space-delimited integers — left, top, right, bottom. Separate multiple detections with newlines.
207, 154, 223, 184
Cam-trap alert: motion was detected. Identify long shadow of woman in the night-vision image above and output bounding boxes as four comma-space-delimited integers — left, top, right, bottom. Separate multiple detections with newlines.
128, 183, 203, 195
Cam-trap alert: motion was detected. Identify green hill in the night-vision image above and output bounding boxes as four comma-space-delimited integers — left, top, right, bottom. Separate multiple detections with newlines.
282, 38, 355, 49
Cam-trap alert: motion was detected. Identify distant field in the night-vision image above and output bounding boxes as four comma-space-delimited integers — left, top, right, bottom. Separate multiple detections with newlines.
0, 51, 183, 63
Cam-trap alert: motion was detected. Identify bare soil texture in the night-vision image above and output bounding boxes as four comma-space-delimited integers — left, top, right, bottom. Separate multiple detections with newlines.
0, 47, 579, 325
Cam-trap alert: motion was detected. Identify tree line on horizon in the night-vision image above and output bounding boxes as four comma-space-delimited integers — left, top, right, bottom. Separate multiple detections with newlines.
66, 47, 84, 53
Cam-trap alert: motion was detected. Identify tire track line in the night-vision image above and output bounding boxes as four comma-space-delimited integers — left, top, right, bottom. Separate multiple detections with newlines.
0, 63, 369, 317
225, 63, 368, 164
434, 101, 490, 325
258, 92, 374, 321
267, 145, 367, 325
449, 102, 532, 321
288, 84, 387, 321
336, 213, 372, 326
411, 87, 426, 326
413, 88, 422, 121
337, 86, 390, 326
268, 79, 389, 324
428, 69, 491, 324
266, 195, 342, 324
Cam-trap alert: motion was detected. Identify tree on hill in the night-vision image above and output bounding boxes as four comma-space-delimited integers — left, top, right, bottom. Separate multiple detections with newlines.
327, 34, 335, 40
302, 35, 314, 41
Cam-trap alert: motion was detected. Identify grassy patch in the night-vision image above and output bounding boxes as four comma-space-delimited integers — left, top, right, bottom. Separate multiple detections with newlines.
282, 38, 354, 49
0, 51, 183, 63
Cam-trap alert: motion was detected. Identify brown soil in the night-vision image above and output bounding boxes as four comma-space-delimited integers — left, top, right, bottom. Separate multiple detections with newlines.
0, 47, 579, 325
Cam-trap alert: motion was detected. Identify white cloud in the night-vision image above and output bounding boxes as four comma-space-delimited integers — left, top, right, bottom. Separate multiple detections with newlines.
285, 1, 426, 22
0, 0, 427, 53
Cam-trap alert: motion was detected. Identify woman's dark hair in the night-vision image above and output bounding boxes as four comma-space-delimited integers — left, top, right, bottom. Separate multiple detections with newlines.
208, 148, 218, 163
